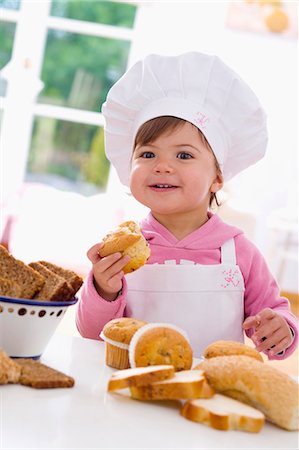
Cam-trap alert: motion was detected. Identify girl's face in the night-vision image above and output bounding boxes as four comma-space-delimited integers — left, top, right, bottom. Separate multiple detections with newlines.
130, 122, 223, 222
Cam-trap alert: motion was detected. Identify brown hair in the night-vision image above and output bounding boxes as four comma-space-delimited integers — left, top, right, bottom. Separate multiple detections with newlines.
134, 116, 221, 207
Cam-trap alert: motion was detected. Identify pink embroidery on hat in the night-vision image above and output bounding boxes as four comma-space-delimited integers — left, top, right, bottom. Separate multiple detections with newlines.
193, 112, 210, 129
221, 269, 241, 289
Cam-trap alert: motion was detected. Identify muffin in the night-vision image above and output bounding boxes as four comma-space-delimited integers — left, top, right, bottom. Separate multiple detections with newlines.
129, 323, 193, 371
98, 221, 150, 274
100, 318, 148, 369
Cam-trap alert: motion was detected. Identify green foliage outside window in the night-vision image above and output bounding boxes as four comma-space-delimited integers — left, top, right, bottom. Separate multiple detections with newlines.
0, 0, 136, 193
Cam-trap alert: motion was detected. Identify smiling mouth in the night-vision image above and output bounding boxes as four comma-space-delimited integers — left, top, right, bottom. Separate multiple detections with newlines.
149, 184, 178, 190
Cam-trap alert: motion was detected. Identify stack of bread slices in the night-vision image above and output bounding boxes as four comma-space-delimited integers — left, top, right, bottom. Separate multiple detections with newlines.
0, 245, 83, 301
106, 340, 299, 433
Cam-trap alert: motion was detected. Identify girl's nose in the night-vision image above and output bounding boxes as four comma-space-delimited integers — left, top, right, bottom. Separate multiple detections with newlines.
154, 159, 174, 173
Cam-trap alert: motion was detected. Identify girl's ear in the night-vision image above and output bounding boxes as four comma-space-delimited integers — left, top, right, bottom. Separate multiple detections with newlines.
211, 172, 224, 193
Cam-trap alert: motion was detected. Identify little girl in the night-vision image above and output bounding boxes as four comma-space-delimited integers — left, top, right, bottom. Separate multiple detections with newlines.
76, 52, 297, 358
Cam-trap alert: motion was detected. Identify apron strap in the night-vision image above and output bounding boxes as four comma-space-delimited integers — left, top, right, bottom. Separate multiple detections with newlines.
221, 238, 236, 265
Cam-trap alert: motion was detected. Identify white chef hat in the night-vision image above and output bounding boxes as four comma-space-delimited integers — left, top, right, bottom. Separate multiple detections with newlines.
102, 52, 268, 186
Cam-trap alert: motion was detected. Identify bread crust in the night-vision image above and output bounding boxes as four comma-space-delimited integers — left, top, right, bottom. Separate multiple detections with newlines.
99, 221, 150, 273
200, 355, 299, 431
203, 340, 263, 362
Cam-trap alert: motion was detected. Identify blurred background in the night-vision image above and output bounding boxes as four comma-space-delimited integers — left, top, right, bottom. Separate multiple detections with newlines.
0, 1, 298, 319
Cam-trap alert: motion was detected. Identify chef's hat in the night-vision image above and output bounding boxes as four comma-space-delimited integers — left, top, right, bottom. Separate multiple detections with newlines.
102, 52, 267, 186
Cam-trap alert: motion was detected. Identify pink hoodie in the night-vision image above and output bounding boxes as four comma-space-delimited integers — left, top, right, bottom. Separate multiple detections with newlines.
76, 212, 298, 359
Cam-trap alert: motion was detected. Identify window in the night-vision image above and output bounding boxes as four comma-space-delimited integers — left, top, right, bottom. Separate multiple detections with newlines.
0, 0, 136, 200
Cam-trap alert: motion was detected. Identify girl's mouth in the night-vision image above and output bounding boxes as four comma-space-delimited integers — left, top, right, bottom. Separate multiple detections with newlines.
149, 184, 178, 191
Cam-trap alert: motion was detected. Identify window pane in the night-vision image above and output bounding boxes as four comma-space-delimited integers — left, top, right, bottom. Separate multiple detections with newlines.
38, 30, 131, 111
26, 117, 110, 195
0, 21, 16, 95
0, 21, 16, 69
51, 0, 136, 28
0, 0, 20, 10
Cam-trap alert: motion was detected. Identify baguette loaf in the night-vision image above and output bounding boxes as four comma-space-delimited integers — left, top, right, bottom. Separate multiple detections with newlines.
203, 340, 263, 362
130, 369, 214, 400
108, 365, 175, 391
181, 394, 265, 433
200, 355, 299, 431
99, 221, 150, 273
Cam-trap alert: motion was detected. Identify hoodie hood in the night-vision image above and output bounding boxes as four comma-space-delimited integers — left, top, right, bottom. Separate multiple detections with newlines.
140, 212, 243, 251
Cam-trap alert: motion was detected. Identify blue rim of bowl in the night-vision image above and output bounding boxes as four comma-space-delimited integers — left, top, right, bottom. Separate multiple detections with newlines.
0, 295, 78, 307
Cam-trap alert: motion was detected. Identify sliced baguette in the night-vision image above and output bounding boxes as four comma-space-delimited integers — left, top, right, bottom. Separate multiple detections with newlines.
200, 355, 299, 431
181, 394, 265, 433
130, 369, 214, 400
108, 365, 175, 391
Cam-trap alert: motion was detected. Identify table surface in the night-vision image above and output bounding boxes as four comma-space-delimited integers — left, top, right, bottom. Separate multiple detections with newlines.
1, 334, 298, 450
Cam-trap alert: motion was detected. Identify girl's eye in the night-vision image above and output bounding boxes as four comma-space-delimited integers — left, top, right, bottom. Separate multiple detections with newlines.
140, 151, 155, 158
177, 152, 192, 160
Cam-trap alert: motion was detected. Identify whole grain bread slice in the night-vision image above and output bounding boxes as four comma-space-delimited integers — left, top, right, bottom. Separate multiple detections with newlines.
38, 260, 83, 294
0, 245, 45, 299
16, 358, 74, 388
28, 262, 74, 301
0, 277, 22, 297
0, 350, 21, 384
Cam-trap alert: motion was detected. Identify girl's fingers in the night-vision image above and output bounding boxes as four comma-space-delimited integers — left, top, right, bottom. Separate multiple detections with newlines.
243, 315, 261, 330
99, 254, 130, 275
258, 308, 275, 321
254, 328, 286, 353
253, 319, 280, 342
268, 336, 291, 356
87, 243, 104, 263
107, 271, 124, 288
96, 252, 123, 272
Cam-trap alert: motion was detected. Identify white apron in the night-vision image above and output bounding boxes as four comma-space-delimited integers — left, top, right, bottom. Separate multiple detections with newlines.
125, 238, 245, 357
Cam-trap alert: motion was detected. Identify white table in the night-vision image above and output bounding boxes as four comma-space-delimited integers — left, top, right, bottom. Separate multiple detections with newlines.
1, 334, 298, 449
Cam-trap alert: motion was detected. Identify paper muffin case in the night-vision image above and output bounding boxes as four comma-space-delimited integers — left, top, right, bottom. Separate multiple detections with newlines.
100, 331, 131, 369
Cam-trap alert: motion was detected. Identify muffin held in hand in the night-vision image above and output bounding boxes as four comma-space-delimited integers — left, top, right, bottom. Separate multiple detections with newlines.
100, 318, 148, 369
129, 323, 193, 371
99, 221, 150, 274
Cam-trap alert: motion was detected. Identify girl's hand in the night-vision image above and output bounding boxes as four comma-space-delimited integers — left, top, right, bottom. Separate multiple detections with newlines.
243, 308, 292, 357
87, 243, 130, 301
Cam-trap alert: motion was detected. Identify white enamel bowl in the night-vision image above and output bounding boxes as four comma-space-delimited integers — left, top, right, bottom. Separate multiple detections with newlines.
0, 295, 78, 358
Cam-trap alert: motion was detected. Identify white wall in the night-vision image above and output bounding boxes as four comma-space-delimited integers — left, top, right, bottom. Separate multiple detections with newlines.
122, 1, 298, 290
129, 2, 297, 216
